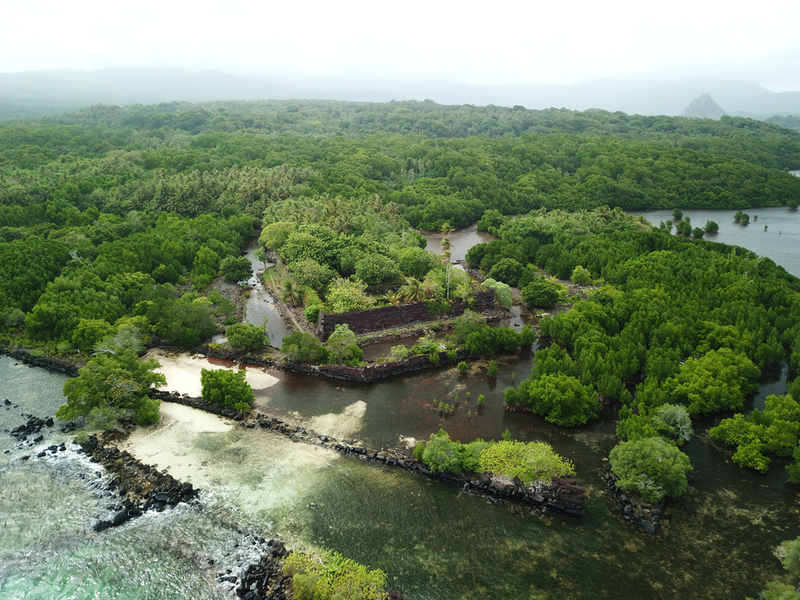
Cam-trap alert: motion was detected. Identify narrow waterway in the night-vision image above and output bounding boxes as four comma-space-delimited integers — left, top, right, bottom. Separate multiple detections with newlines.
243, 243, 293, 348
421, 224, 497, 262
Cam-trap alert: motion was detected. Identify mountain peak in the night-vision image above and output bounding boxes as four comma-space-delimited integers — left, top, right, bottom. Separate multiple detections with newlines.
681, 93, 727, 119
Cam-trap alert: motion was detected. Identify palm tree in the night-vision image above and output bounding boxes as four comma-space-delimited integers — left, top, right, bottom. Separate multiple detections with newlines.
398, 277, 429, 303
279, 279, 306, 307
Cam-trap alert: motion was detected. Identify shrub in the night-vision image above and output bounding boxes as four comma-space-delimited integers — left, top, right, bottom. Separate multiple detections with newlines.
290, 258, 337, 293
481, 278, 512, 308
511, 372, 601, 426
487, 258, 525, 287
282, 331, 328, 364
479, 440, 575, 485
57, 350, 165, 427
651, 403, 693, 442
609, 437, 692, 503
655, 348, 760, 415
326, 278, 375, 314
457, 361, 469, 373
618, 403, 694, 444
219, 255, 253, 283
304, 304, 323, 324
711, 394, 800, 474
0, 307, 25, 331
570, 265, 592, 285
422, 429, 464, 474
390, 345, 409, 361
355, 254, 402, 286
200, 368, 254, 412
462, 439, 491, 472
782, 537, 800, 580
413, 441, 426, 461
72, 318, 116, 353
464, 326, 521, 356
409, 333, 438, 356
522, 277, 560, 310
452, 309, 487, 345
487, 360, 498, 378
226, 323, 266, 351
326, 323, 363, 366
519, 325, 537, 349
425, 298, 450, 315
396, 246, 439, 279
674, 219, 691, 235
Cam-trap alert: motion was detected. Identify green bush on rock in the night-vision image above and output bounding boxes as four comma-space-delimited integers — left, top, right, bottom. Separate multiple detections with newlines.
57, 350, 165, 428
416, 429, 574, 483
282, 331, 328, 364
479, 440, 575, 485
226, 322, 266, 351
200, 368, 255, 412
609, 437, 692, 503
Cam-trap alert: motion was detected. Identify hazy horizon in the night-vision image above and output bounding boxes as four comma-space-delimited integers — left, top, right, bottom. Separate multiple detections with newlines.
3, 0, 799, 92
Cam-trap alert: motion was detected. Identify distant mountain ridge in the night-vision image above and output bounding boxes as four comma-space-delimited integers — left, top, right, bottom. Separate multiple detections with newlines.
1, 67, 800, 120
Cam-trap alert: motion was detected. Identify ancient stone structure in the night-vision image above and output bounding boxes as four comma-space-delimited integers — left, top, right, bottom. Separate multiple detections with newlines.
316, 290, 496, 341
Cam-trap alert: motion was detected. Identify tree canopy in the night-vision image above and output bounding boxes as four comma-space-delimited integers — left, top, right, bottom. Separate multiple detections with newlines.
57, 350, 165, 427
200, 368, 255, 412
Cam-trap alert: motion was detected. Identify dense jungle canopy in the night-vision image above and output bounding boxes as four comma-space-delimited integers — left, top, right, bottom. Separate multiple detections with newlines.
1, 101, 799, 433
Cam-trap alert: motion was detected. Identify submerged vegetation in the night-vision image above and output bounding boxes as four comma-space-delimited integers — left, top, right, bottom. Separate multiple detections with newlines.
283, 549, 387, 600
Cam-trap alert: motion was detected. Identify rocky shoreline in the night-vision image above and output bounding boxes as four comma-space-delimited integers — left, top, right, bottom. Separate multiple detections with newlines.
6, 410, 297, 600
1, 345, 80, 376
151, 389, 587, 517
602, 465, 667, 536
1, 345, 587, 516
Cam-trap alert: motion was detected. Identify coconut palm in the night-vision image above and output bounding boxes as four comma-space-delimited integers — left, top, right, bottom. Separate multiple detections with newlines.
279, 278, 306, 307
398, 277, 429, 303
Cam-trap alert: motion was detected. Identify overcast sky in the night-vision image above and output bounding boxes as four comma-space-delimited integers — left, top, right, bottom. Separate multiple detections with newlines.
3, 0, 799, 91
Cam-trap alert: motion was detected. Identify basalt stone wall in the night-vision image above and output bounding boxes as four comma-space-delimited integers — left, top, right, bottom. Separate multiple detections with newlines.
316, 290, 496, 341
199, 343, 473, 384
198, 345, 279, 370
1, 346, 79, 376
150, 389, 249, 421
316, 348, 470, 382
77, 435, 198, 531
150, 391, 586, 519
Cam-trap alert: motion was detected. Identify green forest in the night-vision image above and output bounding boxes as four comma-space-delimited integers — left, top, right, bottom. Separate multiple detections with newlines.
2, 98, 800, 514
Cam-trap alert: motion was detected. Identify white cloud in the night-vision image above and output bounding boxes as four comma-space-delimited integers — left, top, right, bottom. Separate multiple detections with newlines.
1, 0, 799, 88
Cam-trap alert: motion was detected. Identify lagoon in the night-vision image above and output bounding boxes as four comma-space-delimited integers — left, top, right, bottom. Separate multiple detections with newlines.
631, 207, 800, 278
